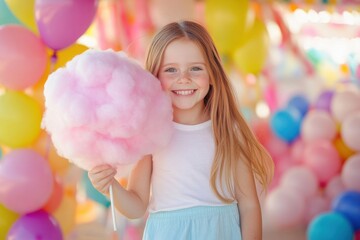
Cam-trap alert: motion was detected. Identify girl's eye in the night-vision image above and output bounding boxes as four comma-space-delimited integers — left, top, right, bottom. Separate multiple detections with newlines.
164, 67, 177, 73
191, 66, 202, 71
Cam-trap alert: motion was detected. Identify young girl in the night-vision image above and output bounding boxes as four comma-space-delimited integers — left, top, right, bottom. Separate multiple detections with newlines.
89, 20, 273, 240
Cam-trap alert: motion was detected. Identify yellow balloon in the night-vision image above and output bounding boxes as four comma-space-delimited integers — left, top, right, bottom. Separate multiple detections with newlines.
53, 44, 89, 70
0, 204, 19, 239
4, 0, 38, 33
232, 19, 270, 74
205, 0, 253, 55
0, 91, 42, 148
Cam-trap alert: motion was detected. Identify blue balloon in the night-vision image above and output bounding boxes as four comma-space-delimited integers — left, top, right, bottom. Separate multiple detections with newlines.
287, 94, 309, 118
82, 172, 111, 208
270, 107, 302, 142
307, 212, 354, 240
332, 191, 360, 231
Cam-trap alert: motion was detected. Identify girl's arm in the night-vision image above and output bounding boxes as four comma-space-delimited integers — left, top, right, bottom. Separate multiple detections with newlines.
88, 155, 152, 219
234, 158, 262, 240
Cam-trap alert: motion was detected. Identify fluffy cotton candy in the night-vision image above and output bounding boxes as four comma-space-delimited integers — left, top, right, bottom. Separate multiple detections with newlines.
42, 49, 173, 170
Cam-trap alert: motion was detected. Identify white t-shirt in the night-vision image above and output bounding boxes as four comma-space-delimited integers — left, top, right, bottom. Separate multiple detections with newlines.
148, 120, 233, 213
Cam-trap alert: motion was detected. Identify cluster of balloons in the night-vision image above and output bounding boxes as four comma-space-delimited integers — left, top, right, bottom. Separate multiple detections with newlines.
308, 191, 360, 240
0, 0, 98, 239
253, 88, 360, 233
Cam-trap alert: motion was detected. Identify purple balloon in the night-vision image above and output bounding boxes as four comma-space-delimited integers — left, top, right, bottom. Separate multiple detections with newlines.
315, 90, 334, 112
35, 0, 98, 50
7, 210, 63, 240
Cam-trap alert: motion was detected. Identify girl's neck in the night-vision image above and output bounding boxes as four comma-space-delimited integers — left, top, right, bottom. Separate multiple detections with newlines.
173, 108, 210, 125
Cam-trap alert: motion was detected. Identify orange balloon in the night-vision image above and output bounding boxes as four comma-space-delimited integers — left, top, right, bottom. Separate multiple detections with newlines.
33, 131, 70, 176
43, 176, 64, 213
53, 189, 77, 235
334, 137, 355, 161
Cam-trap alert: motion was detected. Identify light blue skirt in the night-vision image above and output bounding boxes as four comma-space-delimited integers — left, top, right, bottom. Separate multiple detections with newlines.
143, 204, 241, 240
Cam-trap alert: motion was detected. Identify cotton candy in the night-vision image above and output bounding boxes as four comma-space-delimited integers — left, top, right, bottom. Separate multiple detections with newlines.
42, 49, 173, 170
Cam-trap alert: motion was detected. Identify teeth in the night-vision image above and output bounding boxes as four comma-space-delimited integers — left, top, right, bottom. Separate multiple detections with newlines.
173, 90, 195, 95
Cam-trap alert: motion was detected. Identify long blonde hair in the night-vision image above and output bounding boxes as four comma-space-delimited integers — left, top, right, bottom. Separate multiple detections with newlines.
145, 21, 273, 202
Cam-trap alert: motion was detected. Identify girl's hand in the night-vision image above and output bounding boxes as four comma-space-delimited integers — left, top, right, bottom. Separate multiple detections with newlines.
88, 164, 117, 195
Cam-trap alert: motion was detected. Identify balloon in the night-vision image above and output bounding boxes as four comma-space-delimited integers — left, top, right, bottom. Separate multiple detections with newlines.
263, 135, 289, 160
331, 90, 360, 123
35, 0, 98, 50
0, 149, 53, 214
0, 25, 47, 90
341, 154, 360, 191
325, 175, 346, 202
280, 166, 319, 199
7, 210, 63, 240
287, 94, 309, 118
265, 187, 306, 228
307, 212, 354, 240
315, 90, 334, 113
4, 0, 37, 32
303, 140, 341, 185
0, 0, 22, 25
341, 111, 360, 151
270, 107, 302, 143
33, 131, 71, 176
306, 194, 329, 224
205, 0, 252, 54
53, 190, 77, 235
290, 138, 306, 164
53, 43, 89, 69
0, 204, 19, 239
0, 91, 42, 148
301, 110, 337, 142
332, 191, 360, 231
43, 176, 64, 213
233, 19, 270, 74
333, 137, 355, 161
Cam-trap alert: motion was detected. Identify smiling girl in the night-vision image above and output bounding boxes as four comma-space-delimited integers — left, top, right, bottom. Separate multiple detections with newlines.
89, 20, 273, 240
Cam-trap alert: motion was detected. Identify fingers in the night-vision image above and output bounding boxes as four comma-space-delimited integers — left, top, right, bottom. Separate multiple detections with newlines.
88, 165, 117, 195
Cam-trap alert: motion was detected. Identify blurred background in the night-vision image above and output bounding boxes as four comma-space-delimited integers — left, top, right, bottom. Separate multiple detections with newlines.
1, 0, 360, 239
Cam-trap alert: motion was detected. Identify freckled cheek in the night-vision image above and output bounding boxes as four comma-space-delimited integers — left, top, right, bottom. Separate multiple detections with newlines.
158, 78, 172, 92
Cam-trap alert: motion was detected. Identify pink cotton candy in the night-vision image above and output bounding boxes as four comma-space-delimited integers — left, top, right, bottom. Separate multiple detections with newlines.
42, 49, 173, 170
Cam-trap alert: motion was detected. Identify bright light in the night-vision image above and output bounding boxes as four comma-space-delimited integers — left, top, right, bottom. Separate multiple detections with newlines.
255, 101, 270, 119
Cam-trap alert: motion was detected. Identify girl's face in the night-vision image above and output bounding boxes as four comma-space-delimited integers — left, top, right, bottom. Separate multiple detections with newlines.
158, 38, 210, 121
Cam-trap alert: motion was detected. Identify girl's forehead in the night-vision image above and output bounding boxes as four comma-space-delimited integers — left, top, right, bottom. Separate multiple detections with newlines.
162, 39, 206, 65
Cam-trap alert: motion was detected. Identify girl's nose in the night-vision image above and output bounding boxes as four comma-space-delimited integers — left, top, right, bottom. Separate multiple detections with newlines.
176, 71, 191, 83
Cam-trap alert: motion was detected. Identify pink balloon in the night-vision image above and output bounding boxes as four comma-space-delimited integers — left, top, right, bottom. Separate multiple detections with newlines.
280, 166, 319, 199
301, 110, 337, 142
325, 175, 346, 202
303, 140, 341, 185
341, 111, 360, 151
290, 138, 305, 164
263, 135, 290, 160
341, 154, 360, 191
265, 187, 306, 228
331, 90, 360, 123
305, 194, 330, 224
0, 149, 53, 214
35, 0, 98, 50
0, 25, 47, 90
